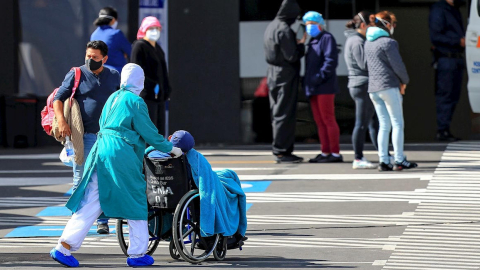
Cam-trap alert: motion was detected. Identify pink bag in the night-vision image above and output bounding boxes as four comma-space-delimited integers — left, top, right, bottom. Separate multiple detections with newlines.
40, 67, 81, 135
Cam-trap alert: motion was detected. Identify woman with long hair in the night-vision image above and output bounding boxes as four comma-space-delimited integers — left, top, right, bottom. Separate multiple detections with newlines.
364, 11, 418, 171
344, 11, 379, 169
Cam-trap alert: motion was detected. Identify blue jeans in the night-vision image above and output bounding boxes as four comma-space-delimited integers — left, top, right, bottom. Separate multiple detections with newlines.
369, 88, 404, 164
72, 133, 107, 225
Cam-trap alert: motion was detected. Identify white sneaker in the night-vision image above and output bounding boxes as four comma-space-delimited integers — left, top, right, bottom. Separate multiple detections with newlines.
352, 158, 376, 169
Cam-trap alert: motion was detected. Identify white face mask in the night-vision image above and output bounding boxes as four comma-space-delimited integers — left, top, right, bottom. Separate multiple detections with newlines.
146, 29, 160, 42
390, 27, 394, 35
111, 21, 118, 29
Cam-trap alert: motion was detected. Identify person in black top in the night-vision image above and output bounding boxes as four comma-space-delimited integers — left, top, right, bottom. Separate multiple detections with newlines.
429, 0, 465, 141
131, 16, 171, 135
263, 0, 306, 164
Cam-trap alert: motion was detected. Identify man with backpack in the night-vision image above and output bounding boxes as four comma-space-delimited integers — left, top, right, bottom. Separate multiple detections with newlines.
53, 40, 120, 234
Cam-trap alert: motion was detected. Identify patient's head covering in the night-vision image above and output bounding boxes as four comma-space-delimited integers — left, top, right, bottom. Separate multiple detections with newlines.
170, 130, 195, 152
121, 63, 144, 96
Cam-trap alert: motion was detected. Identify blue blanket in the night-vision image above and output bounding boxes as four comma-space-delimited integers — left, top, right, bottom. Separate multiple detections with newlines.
186, 149, 247, 237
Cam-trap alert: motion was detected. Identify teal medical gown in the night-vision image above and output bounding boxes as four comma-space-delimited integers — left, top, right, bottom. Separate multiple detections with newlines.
65, 89, 173, 220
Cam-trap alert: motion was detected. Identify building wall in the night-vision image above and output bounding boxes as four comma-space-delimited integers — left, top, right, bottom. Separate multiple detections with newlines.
168, 0, 242, 144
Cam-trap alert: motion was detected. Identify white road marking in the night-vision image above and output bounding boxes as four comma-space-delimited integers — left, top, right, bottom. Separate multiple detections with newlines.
382, 142, 480, 270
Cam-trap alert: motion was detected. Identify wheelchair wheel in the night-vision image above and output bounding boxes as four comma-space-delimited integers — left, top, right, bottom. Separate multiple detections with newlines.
172, 189, 219, 264
116, 211, 162, 257
169, 240, 181, 260
213, 235, 228, 261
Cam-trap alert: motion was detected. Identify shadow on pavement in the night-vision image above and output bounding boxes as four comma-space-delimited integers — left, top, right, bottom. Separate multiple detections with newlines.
0, 253, 357, 269
0, 213, 44, 230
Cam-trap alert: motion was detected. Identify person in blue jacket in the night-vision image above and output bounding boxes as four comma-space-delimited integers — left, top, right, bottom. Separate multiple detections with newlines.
91, 7, 131, 73
303, 11, 342, 163
429, 0, 465, 141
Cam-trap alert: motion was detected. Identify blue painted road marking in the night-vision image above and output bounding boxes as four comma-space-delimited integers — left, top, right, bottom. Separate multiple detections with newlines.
37, 206, 72, 217
241, 181, 271, 193
5, 226, 117, 238
241, 181, 271, 212
64, 187, 73, 196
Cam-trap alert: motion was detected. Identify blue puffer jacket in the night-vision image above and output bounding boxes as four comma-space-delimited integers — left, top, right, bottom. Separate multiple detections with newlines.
364, 27, 409, 93
303, 31, 339, 97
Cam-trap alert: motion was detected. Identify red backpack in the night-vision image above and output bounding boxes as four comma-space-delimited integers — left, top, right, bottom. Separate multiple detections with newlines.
41, 67, 81, 135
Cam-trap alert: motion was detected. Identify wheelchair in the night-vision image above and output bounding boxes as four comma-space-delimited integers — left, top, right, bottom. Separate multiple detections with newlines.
116, 154, 235, 264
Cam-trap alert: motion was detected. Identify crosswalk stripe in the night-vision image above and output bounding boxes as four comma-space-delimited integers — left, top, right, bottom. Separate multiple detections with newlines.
382, 141, 480, 270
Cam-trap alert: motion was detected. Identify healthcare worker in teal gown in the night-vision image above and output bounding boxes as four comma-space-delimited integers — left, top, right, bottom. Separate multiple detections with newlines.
49, 63, 182, 268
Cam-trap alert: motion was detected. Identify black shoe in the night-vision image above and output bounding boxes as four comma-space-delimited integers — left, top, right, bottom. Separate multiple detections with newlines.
275, 154, 304, 163
310, 154, 343, 163
394, 158, 418, 170
436, 130, 459, 142
378, 162, 394, 171
308, 154, 328, 163
97, 224, 109, 234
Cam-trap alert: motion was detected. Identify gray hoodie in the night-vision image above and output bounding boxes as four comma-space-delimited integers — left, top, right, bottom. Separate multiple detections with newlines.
344, 30, 368, 88
364, 27, 409, 93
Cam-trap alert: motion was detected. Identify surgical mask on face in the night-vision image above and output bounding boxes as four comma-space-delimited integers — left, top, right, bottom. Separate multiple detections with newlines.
111, 21, 118, 29
306, 24, 321, 38
85, 58, 104, 72
146, 29, 160, 42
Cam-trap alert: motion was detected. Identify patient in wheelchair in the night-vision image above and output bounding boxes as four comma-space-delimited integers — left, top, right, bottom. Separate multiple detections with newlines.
148, 130, 248, 249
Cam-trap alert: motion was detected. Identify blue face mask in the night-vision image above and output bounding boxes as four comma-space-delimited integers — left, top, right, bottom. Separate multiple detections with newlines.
306, 24, 321, 37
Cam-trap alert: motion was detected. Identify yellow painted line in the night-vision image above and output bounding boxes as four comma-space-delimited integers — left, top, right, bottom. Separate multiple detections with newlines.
209, 160, 276, 164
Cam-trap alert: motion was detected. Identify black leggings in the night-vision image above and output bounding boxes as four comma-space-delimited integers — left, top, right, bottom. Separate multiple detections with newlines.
349, 84, 379, 160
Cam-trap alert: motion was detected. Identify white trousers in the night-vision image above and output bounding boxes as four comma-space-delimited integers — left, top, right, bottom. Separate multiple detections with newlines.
57, 172, 149, 256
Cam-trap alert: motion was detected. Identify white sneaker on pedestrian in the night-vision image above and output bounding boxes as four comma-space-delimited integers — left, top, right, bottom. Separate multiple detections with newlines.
352, 158, 376, 169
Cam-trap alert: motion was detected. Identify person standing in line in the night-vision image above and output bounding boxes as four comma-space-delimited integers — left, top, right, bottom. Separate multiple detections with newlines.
429, 0, 465, 141
53, 41, 120, 234
90, 7, 131, 73
130, 16, 171, 134
302, 11, 342, 163
263, 0, 306, 163
344, 11, 379, 169
365, 11, 418, 171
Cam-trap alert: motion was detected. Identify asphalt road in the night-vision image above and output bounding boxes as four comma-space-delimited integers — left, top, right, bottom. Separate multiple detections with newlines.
0, 142, 479, 270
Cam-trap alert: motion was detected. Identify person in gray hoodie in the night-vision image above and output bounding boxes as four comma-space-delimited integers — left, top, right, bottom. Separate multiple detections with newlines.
364, 11, 418, 171
344, 11, 379, 169
263, 0, 306, 163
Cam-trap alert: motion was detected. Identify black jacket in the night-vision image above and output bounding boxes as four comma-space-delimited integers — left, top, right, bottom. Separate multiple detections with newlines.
429, 0, 465, 54
131, 39, 171, 102
263, 0, 304, 68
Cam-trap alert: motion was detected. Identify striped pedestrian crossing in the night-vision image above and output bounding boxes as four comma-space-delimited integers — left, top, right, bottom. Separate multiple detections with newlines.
382, 142, 480, 270
0, 235, 403, 249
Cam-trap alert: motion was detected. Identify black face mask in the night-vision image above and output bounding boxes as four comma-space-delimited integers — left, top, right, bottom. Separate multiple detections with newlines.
85, 58, 103, 72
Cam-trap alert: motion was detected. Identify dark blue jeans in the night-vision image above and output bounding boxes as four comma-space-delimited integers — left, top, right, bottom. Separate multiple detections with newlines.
435, 57, 464, 132
349, 84, 379, 160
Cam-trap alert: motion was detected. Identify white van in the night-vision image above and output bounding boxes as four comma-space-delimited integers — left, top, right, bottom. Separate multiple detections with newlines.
466, 0, 480, 112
